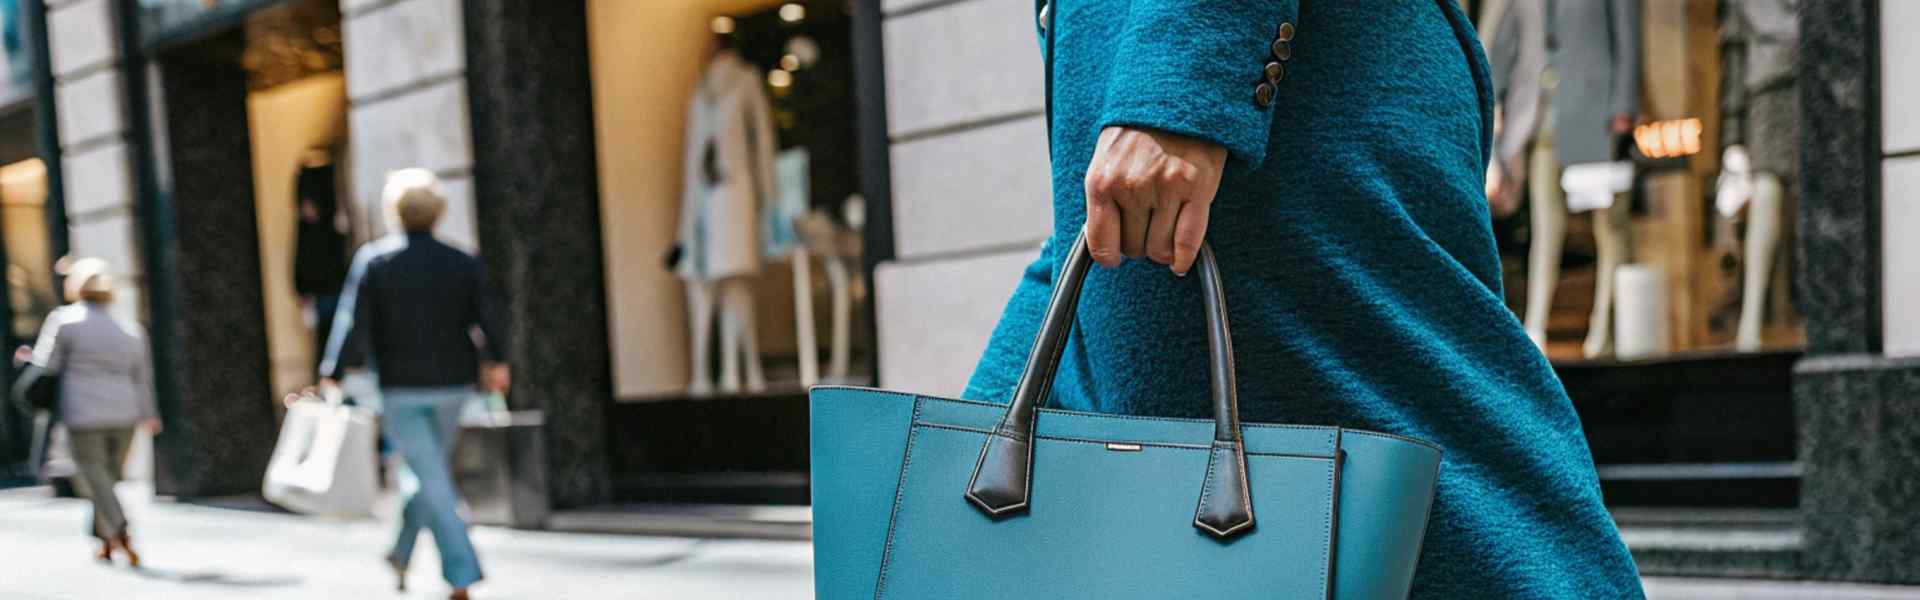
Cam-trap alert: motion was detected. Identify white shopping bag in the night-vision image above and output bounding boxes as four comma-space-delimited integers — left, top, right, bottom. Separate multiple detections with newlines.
1561, 161, 1635, 213
263, 394, 378, 518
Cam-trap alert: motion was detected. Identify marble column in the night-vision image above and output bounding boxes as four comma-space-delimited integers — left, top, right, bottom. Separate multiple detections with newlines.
150, 43, 278, 497
1792, 0, 1920, 584
462, 0, 612, 509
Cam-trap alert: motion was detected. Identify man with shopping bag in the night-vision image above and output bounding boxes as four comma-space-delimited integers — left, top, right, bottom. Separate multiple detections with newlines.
318, 168, 510, 600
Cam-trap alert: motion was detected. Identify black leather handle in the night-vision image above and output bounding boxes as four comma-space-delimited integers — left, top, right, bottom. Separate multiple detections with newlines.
964, 234, 1256, 539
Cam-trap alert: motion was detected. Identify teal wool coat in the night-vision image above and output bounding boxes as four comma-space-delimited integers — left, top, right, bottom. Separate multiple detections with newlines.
963, 1, 1645, 597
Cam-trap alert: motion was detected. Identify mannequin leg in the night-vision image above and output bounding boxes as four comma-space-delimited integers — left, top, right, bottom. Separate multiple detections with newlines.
718, 277, 766, 392
1584, 193, 1633, 359
825, 257, 853, 381
792, 249, 820, 386
1523, 145, 1567, 351
1736, 174, 1783, 352
685, 281, 715, 395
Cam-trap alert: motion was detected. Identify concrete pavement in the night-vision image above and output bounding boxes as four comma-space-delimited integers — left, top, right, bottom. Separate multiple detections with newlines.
5, 484, 1920, 599
0, 484, 811, 600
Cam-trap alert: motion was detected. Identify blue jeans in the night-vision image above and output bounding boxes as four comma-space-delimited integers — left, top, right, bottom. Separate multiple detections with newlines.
382, 386, 482, 588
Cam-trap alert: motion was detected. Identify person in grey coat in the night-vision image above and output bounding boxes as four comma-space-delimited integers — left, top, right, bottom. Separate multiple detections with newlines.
29, 257, 159, 566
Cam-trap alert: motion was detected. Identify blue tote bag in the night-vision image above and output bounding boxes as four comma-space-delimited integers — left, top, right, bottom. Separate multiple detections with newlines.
812, 237, 1443, 599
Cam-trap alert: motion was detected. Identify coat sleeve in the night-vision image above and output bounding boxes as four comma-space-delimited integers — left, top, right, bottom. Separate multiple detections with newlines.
1607, 0, 1641, 118
320, 244, 377, 378
29, 307, 64, 371
1094, 0, 1295, 166
679, 91, 707, 255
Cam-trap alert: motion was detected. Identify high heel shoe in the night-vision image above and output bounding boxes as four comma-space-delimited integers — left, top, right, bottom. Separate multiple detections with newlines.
448, 588, 469, 600
386, 556, 408, 592
114, 532, 141, 569
94, 538, 113, 563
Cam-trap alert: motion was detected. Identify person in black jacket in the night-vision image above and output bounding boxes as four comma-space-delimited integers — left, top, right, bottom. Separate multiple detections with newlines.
293, 150, 350, 378
319, 168, 505, 600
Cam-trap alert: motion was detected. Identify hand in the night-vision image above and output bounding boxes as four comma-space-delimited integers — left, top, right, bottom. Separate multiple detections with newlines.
12, 345, 30, 367
1610, 113, 1635, 135
1083, 126, 1228, 275
141, 418, 162, 435
481, 363, 511, 394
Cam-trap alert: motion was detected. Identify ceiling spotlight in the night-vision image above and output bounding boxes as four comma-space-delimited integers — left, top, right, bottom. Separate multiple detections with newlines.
779, 3, 806, 23
711, 16, 736, 34
780, 54, 801, 71
767, 69, 793, 88
783, 36, 820, 67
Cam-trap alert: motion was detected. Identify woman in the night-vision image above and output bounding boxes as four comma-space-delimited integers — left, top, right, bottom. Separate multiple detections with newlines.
30, 258, 159, 566
965, 1, 1644, 597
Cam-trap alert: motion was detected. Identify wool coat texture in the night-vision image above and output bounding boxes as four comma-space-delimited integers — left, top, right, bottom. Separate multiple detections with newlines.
964, 1, 1645, 597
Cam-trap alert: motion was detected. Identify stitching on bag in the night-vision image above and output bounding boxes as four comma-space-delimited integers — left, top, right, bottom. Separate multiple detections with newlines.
1320, 444, 1333, 598
872, 397, 924, 600
1194, 445, 1220, 527
914, 422, 1336, 460
812, 388, 1440, 455
823, 386, 1439, 453
1341, 430, 1444, 454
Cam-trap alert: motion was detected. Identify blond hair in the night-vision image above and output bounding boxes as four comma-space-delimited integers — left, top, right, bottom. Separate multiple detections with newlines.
383, 168, 446, 233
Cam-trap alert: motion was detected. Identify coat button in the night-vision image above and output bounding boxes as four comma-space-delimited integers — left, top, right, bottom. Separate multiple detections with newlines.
1277, 22, 1295, 41
1271, 39, 1292, 61
1254, 82, 1276, 108
1264, 61, 1285, 84
1038, 3, 1050, 32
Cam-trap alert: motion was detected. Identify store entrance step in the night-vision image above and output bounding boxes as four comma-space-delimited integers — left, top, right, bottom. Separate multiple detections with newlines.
1614, 507, 1804, 579
548, 501, 812, 540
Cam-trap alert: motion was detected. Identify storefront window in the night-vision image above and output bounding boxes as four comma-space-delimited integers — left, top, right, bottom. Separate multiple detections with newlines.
591, 0, 870, 401
1478, 0, 1803, 363
0, 157, 52, 341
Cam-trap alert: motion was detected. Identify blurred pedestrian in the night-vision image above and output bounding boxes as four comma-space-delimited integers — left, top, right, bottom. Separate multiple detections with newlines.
319, 168, 508, 600
27, 257, 158, 566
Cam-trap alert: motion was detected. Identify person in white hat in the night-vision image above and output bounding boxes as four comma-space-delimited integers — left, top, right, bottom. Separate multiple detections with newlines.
27, 257, 158, 566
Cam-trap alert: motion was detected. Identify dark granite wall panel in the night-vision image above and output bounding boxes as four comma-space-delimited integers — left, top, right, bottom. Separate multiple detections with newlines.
1794, 0, 1879, 354
463, 0, 612, 509
153, 42, 278, 497
1796, 357, 1920, 584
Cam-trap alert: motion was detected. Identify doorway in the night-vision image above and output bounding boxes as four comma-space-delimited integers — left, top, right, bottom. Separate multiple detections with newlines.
145, 0, 348, 495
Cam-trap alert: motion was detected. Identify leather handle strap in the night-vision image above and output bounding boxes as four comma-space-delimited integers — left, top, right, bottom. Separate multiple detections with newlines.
964, 234, 1256, 539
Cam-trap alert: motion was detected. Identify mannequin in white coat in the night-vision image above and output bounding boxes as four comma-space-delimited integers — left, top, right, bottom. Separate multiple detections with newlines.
679, 37, 777, 394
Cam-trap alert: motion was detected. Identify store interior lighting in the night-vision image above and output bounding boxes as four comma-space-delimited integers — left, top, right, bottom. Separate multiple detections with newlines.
779, 3, 806, 23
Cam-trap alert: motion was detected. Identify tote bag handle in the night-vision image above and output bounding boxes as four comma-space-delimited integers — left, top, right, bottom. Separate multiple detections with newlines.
965, 233, 1256, 539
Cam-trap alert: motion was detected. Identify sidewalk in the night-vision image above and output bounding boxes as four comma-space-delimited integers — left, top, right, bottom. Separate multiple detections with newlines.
0, 485, 812, 600
5, 485, 1920, 599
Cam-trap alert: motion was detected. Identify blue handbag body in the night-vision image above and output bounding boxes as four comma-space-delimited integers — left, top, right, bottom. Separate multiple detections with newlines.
811, 238, 1443, 599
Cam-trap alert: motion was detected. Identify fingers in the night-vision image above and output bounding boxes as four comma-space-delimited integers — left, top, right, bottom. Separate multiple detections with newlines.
1170, 198, 1212, 276
1084, 191, 1123, 267
1084, 130, 1125, 267
1117, 184, 1152, 259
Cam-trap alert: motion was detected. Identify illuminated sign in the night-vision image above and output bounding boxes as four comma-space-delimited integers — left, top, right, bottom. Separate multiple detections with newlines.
1633, 118, 1703, 159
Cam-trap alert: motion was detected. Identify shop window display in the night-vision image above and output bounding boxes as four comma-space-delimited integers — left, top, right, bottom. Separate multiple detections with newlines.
1478, 0, 1803, 363
593, 0, 869, 400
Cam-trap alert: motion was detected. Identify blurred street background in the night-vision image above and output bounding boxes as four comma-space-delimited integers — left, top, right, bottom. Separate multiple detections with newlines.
0, 0, 1917, 598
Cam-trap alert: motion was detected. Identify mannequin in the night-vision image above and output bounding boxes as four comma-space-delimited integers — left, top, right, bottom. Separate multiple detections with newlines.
677, 32, 777, 394
1711, 0, 1798, 352
1527, 0, 1640, 358
1714, 146, 1782, 352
